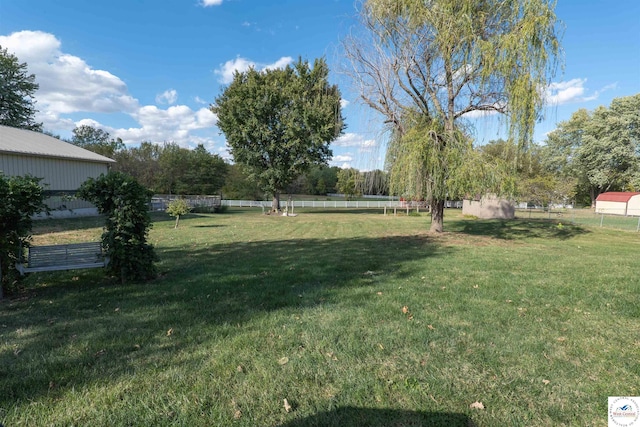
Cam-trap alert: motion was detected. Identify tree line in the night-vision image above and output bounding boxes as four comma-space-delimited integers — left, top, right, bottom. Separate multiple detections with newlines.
3, 12, 639, 230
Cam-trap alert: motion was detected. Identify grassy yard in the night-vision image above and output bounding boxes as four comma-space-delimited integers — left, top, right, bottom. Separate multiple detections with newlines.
1, 209, 638, 426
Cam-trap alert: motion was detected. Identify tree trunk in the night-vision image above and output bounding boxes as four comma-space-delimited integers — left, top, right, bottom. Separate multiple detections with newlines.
430, 199, 445, 233
174, 215, 180, 229
272, 192, 281, 212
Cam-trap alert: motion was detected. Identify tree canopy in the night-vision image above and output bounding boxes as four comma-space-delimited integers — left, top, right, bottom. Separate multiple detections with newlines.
71, 125, 125, 158
543, 94, 640, 205
212, 57, 344, 211
0, 46, 42, 131
344, 0, 561, 231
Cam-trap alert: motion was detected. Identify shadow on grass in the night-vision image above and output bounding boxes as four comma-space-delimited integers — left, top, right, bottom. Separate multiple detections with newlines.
0, 234, 448, 408
448, 218, 589, 240
276, 406, 475, 427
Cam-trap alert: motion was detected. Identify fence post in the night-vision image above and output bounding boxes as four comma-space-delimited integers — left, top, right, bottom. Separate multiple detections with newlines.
637, 216, 640, 232
600, 214, 604, 227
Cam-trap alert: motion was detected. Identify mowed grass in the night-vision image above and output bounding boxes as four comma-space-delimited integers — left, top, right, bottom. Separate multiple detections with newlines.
1, 209, 638, 426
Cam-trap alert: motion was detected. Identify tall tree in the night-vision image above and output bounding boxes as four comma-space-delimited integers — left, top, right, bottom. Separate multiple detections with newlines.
344, 0, 561, 231
179, 144, 228, 195
212, 57, 344, 211
543, 94, 640, 206
71, 125, 124, 158
0, 46, 42, 131
112, 141, 162, 190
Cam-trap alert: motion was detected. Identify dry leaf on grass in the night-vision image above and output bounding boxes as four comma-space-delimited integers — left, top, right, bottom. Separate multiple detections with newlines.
166, 328, 173, 336
283, 398, 292, 413
278, 356, 289, 365
427, 324, 435, 330
542, 379, 550, 385
469, 401, 485, 410
402, 306, 409, 314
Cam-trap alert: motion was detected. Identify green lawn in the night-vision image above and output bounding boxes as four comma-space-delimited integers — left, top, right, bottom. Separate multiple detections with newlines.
1, 209, 638, 426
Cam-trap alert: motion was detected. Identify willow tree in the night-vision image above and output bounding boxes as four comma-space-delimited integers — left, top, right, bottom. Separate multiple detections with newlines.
344, 0, 562, 232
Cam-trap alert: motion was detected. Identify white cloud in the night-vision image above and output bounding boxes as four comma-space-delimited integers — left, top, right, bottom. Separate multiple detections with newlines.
264, 56, 293, 71
0, 30, 222, 150
201, 0, 223, 6
215, 57, 255, 84
214, 55, 293, 84
334, 133, 377, 150
546, 78, 587, 105
0, 30, 139, 119
156, 89, 178, 105
545, 78, 616, 106
340, 99, 350, 109
332, 155, 353, 163
194, 96, 208, 105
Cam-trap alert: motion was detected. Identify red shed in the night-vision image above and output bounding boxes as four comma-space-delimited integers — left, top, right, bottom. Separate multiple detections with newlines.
595, 192, 640, 216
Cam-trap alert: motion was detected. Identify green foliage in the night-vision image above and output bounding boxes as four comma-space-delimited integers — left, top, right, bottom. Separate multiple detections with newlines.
166, 199, 191, 228
345, 0, 561, 231
221, 164, 264, 200
113, 141, 161, 190
116, 141, 228, 195
212, 57, 344, 210
543, 94, 640, 205
336, 168, 363, 199
78, 172, 156, 283
0, 46, 42, 131
0, 173, 47, 296
70, 125, 124, 158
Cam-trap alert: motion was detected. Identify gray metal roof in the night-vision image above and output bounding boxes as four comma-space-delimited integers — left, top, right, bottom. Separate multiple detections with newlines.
0, 125, 116, 164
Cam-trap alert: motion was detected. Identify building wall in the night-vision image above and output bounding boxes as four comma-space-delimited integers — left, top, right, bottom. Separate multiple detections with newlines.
462, 195, 515, 219
595, 200, 627, 216
0, 152, 109, 191
627, 195, 640, 216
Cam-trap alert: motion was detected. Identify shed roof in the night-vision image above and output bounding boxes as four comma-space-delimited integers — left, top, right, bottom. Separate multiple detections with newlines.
595, 192, 640, 203
0, 125, 116, 164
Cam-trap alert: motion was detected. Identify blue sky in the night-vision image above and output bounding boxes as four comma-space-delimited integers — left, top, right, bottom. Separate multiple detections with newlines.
1, 0, 639, 170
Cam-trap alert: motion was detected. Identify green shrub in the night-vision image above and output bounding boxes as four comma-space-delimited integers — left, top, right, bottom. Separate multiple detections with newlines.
0, 173, 47, 297
78, 172, 157, 283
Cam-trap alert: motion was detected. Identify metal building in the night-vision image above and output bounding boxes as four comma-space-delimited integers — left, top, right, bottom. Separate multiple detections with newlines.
0, 125, 115, 214
595, 192, 640, 216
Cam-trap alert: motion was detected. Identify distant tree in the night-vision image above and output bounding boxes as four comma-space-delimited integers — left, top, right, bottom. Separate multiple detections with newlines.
343, 0, 561, 232
221, 164, 264, 200
0, 46, 42, 131
543, 94, 640, 206
212, 57, 344, 211
71, 125, 124, 158
112, 141, 161, 190
337, 168, 363, 199
362, 169, 389, 195
156, 142, 188, 194
179, 144, 228, 195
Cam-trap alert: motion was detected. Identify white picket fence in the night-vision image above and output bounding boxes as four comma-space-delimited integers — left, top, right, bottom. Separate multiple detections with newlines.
221, 199, 463, 209
221, 200, 403, 209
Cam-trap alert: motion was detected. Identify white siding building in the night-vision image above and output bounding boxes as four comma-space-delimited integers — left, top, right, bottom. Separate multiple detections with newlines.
0, 125, 115, 215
